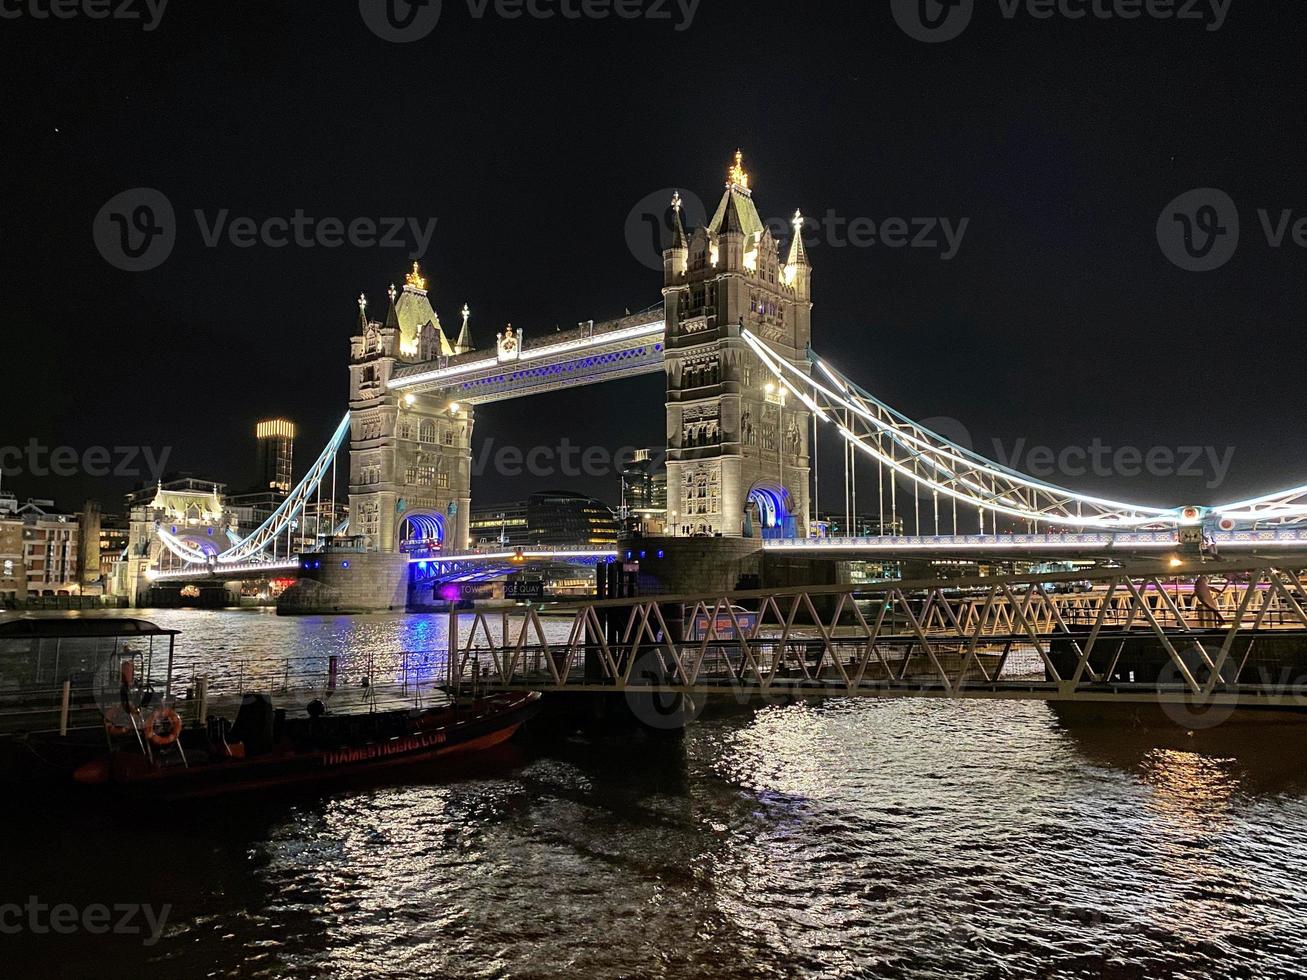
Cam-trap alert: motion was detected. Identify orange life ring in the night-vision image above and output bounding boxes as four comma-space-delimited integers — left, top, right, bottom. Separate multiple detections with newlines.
103, 705, 134, 738
145, 707, 183, 747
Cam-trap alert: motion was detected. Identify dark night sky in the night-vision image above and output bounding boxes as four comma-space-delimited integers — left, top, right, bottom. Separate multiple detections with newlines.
1, 1, 1303, 514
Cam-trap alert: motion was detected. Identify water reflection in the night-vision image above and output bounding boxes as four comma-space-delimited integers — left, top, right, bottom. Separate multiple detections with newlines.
7, 613, 1307, 977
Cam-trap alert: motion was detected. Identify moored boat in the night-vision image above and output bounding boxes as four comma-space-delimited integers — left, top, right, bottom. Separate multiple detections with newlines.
0, 615, 541, 796
73, 690, 541, 799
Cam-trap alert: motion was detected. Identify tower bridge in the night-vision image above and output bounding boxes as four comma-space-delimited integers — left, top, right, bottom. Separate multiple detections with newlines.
141, 151, 1307, 610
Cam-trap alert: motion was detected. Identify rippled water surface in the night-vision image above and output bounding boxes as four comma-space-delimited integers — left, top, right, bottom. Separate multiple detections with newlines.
7, 611, 1307, 978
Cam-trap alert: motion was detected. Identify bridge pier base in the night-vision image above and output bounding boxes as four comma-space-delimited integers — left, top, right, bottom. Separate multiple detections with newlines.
530, 690, 692, 738
627, 537, 764, 596
277, 551, 409, 615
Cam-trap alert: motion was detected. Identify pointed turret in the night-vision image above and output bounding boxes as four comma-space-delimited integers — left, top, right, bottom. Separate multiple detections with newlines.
664, 191, 689, 286
454, 303, 475, 354
720, 193, 746, 235
357, 292, 369, 332
785, 210, 810, 269
392, 261, 454, 359
784, 209, 812, 299
385, 284, 400, 330
708, 149, 765, 238
670, 191, 688, 249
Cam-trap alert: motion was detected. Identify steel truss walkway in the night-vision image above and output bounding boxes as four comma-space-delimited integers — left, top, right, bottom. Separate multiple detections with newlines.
445, 557, 1307, 709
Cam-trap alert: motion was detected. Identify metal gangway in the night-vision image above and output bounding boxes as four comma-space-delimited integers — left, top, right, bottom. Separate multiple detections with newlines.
444, 557, 1307, 711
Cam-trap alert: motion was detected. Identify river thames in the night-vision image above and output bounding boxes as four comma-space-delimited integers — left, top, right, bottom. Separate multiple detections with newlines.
8, 609, 1307, 978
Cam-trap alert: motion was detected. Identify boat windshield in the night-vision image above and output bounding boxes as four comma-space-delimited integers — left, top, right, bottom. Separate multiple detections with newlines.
0, 619, 179, 735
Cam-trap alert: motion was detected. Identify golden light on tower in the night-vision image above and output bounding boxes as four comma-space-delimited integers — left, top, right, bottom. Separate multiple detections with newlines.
727, 148, 750, 191
405, 261, 427, 291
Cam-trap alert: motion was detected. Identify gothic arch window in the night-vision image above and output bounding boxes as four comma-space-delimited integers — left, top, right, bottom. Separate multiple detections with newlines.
398, 418, 413, 441
419, 420, 436, 444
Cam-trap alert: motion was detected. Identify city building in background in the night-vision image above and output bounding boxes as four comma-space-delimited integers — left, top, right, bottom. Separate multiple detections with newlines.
816, 513, 905, 539
620, 449, 667, 535
0, 491, 24, 605
470, 492, 619, 549
470, 501, 528, 548
16, 499, 80, 596
528, 492, 621, 548
97, 512, 129, 585
77, 500, 102, 594
226, 489, 285, 533
256, 418, 297, 493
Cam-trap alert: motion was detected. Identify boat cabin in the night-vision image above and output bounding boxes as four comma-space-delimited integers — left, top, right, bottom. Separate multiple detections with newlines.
0, 618, 179, 736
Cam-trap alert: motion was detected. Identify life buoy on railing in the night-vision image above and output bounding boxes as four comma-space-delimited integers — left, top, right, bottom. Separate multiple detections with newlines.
145, 707, 183, 747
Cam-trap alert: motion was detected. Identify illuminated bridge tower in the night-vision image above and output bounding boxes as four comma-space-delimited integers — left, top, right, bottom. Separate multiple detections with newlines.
663, 152, 813, 538
347, 264, 474, 554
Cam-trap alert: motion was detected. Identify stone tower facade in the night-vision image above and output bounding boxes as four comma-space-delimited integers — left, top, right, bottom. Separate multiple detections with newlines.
348, 264, 474, 554
663, 152, 813, 538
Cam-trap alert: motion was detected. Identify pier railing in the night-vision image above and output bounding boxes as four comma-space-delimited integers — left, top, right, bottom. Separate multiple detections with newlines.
445, 557, 1307, 708
0, 650, 455, 738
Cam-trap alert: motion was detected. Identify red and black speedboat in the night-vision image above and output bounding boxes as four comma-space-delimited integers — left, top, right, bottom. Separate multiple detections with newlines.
74, 690, 542, 799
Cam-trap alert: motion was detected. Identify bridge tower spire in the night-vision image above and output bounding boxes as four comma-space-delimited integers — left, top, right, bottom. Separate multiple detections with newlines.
663, 149, 813, 539
454, 303, 475, 354
347, 266, 474, 560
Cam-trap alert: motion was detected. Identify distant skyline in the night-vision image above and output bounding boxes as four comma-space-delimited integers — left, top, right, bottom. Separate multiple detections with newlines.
3, 4, 1303, 514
